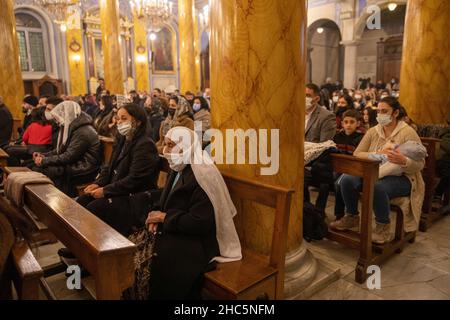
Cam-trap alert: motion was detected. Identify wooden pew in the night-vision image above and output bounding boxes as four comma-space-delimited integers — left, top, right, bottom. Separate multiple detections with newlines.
98, 135, 114, 164
326, 154, 416, 284
419, 137, 446, 231
0, 148, 8, 169
10, 240, 44, 300
159, 158, 294, 300
2, 167, 136, 299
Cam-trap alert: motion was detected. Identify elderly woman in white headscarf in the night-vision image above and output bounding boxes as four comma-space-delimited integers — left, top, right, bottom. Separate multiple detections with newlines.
32, 100, 101, 196
128, 126, 241, 300
155, 95, 194, 154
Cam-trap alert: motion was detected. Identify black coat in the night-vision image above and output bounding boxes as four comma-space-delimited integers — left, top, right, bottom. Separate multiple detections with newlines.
42, 112, 102, 177
0, 104, 13, 148
95, 130, 159, 197
149, 165, 219, 300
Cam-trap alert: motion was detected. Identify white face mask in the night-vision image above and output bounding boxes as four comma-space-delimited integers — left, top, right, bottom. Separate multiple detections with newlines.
45, 111, 54, 121
377, 113, 393, 127
332, 96, 339, 103
193, 103, 201, 112
163, 150, 187, 172
355, 94, 362, 100
117, 121, 132, 136
381, 94, 389, 100
306, 97, 315, 112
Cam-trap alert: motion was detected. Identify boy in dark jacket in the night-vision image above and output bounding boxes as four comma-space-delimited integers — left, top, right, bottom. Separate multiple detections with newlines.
333, 110, 364, 220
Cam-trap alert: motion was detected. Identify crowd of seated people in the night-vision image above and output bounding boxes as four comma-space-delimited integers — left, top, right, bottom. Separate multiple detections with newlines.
0, 76, 447, 300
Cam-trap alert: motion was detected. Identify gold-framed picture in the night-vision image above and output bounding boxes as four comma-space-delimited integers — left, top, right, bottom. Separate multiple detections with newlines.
151, 26, 177, 74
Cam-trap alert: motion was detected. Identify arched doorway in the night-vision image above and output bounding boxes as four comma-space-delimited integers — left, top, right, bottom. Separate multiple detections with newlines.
307, 19, 343, 86
200, 31, 209, 90
355, 3, 406, 85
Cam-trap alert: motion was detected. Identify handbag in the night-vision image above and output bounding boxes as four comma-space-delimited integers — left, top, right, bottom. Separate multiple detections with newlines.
122, 227, 155, 300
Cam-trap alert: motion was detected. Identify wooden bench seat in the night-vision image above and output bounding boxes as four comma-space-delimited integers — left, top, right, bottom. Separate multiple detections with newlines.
11, 240, 44, 300
2, 169, 137, 300
159, 159, 294, 300
326, 153, 416, 284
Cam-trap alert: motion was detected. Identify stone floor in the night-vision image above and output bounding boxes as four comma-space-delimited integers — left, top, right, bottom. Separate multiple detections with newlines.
306, 192, 450, 300
27, 192, 450, 300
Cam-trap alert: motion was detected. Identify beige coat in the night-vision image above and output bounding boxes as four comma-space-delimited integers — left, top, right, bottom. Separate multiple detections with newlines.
354, 121, 425, 232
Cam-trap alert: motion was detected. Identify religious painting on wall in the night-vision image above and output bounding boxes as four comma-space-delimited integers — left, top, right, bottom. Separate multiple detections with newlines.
94, 38, 104, 79
152, 27, 176, 73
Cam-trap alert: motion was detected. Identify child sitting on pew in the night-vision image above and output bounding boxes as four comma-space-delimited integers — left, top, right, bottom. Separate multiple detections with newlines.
333, 109, 364, 220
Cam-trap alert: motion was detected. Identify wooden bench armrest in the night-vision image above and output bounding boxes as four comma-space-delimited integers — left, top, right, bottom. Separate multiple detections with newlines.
12, 241, 43, 280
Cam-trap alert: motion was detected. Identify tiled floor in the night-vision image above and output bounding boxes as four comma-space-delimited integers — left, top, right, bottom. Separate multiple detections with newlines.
307, 192, 450, 300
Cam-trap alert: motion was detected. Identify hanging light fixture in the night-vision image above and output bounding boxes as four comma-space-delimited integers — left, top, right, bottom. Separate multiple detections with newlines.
388, 2, 398, 11
198, 4, 209, 30
34, 0, 80, 32
130, 0, 173, 33
317, 27, 324, 34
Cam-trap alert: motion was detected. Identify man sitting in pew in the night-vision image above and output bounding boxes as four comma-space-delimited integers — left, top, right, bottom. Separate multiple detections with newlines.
31, 101, 102, 197
124, 126, 241, 300
330, 97, 425, 244
77, 103, 160, 236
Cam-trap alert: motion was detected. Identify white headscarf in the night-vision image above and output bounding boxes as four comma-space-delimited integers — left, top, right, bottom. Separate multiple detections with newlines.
51, 100, 82, 152
164, 127, 242, 263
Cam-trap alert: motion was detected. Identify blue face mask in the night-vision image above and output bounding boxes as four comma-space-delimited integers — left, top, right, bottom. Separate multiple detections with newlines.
193, 103, 201, 112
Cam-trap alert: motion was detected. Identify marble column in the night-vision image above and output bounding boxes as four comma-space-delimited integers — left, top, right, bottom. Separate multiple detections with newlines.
399, 0, 450, 124
210, 0, 316, 299
178, 0, 198, 93
193, 12, 201, 93
99, 0, 124, 94
0, 0, 25, 119
133, 15, 150, 92
342, 41, 358, 90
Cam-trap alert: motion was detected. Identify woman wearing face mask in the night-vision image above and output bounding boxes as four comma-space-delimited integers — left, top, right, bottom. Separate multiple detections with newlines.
77, 103, 160, 236
192, 96, 211, 133
123, 126, 241, 300
31, 101, 102, 196
93, 95, 114, 137
155, 96, 194, 154
331, 97, 425, 245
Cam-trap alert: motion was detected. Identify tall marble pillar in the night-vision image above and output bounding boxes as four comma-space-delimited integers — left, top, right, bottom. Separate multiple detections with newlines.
399, 0, 450, 124
66, 8, 87, 96
193, 12, 201, 93
342, 41, 358, 89
178, 0, 198, 93
210, 0, 316, 299
0, 0, 25, 119
133, 15, 150, 92
99, 0, 124, 94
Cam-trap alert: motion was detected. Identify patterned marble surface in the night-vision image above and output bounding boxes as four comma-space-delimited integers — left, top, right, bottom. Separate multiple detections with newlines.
133, 14, 150, 92
307, 192, 450, 300
99, 0, 124, 94
399, 0, 450, 124
66, 28, 87, 95
0, 0, 25, 118
179, 0, 199, 93
210, 0, 308, 253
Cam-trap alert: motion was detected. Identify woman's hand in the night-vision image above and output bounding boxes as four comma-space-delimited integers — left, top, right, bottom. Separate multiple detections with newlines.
84, 184, 99, 194
387, 149, 407, 166
90, 187, 105, 199
145, 211, 167, 233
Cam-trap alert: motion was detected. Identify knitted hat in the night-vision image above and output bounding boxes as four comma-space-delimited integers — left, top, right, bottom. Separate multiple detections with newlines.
23, 95, 39, 107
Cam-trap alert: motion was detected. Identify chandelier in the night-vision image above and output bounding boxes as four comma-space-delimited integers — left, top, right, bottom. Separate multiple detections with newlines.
130, 0, 173, 33
34, 0, 79, 31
